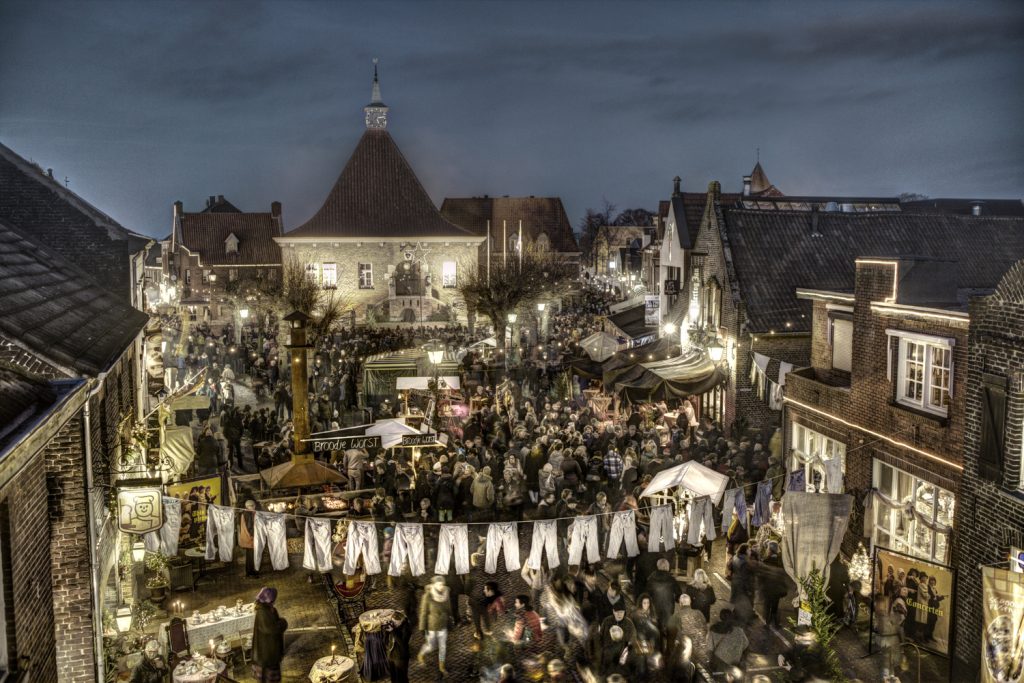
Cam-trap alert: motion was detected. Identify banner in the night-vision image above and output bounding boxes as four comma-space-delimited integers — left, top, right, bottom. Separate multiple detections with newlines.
663, 279, 679, 295
401, 433, 440, 447
644, 295, 660, 326
981, 565, 1024, 683
116, 482, 164, 534
873, 547, 954, 656
167, 476, 222, 550
310, 435, 382, 453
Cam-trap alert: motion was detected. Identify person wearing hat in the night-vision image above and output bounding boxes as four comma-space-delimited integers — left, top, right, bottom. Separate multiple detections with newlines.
417, 576, 452, 675
471, 466, 495, 523
251, 587, 288, 683
129, 640, 166, 683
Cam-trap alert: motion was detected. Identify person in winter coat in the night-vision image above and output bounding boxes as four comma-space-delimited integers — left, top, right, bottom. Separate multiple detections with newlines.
197, 429, 222, 475
130, 640, 167, 683
251, 587, 288, 683
433, 468, 457, 522
686, 569, 717, 623
512, 595, 544, 649
645, 558, 683, 629
538, 463, 558, 501
417, 576, 452, 675
471, 467, 495, 521
707, 609, 748, 674
240, 499, 258, 578
386, 611, 412, 683
665, 593, 708, 666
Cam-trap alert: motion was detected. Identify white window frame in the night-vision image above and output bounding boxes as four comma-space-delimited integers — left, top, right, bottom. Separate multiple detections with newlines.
790, 423, 846, 492
888, 330, 953, 416
358, 263, 373, 289
871, 459, 955, 564
305, 263, 319, 284
321, 263, 337, 289
442, 261, 457, 288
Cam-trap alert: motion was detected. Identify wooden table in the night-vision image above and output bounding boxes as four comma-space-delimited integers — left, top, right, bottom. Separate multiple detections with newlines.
308, 655, 356, 682
172, 657, 225, 683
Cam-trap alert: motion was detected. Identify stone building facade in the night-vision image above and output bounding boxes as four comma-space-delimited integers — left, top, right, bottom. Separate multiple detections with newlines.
951, 259, 1024, 671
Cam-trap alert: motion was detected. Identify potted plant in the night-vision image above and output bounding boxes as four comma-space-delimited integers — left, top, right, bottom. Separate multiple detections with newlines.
144, 552, 169, 601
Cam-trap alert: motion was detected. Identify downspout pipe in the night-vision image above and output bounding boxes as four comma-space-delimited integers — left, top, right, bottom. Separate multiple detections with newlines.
82, 373, 106, 683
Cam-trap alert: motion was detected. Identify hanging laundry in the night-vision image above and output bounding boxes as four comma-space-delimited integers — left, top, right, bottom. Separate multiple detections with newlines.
567, 515, 601, 565
752, 481, 773, 527
647, 505, 675, 552
302, 517, 333, 572
526, 519, 560, 570
687, 497, 716, 545
485, 522, 520, 573
344, 521, 382, 575
144, 497, 181, 556
388, 523, 426, 577
204, 504, 235, 562
720, 488, 748, 533
435, 524, 470, 575
824, 457, 844, 493
788, 468, 806, 493
253, 511, 288, 572
606, 510, 640, 559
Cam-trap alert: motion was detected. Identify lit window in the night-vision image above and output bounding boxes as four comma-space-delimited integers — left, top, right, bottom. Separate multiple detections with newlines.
321, 263, 337, 289
442, 261, 457, 288
871, 460, 954, 564
893, 332, 952, 415
790, 423, 846, 492
305, 263, 318, 283
830, 317, 853, 372
359, 263, 373, 289
202, 269, 210, 284
185, 269, 192, 285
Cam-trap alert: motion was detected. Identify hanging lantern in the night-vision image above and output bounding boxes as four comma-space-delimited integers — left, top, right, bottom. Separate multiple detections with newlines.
115, 605, 133, 633
116, 479, 164, 534
848, 543, 871, 583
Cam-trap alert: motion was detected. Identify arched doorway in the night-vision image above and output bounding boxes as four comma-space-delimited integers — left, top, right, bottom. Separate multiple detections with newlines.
395, 260, 423, 296
401, 308, 417, 323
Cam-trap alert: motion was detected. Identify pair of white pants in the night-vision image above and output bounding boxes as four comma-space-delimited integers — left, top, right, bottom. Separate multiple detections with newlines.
144, 497, 181, 556
303, 518, 333, 572
344, 521, 382, 575
485, 522, 520, 573
606, 510, 640, 559
687, 497, 716, 544
253, 512, 288, 571
389, 523, 426, 577
435, 524, 470, 575
824, 457, 844, 493
419, 629, 447, 664
647, 504, 675, 552
527, 520, 560, 570
205, 504, 235, 562
567, 515, 600, 566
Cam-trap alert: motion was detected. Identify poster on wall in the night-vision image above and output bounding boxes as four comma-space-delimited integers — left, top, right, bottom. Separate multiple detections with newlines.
872, 547, 955, 656
166, 476, 222, 550
644, 295, 660, 327
981, 566, 1024, 683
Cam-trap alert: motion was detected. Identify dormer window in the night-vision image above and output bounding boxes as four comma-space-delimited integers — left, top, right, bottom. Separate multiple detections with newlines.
225, 232, 239, 255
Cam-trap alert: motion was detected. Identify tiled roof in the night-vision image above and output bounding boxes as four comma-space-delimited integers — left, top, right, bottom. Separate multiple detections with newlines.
901, 198, 1024, 217
749, 162, 784, 197
0, 364, 56, 442
0, 142, 149, 301
0, 218, 149, 376
180, 211, 282, 266
285, 130, 475, 239
721, 208, 1024, 333
672, 192, 741, 250
440, 196, 580, 253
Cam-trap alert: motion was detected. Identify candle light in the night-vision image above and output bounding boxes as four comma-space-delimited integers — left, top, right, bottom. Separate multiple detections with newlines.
331, 643, 336, 664
209, 639, 214, 657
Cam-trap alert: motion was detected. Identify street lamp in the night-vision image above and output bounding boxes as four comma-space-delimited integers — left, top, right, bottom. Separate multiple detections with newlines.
131, 541, 146, 563
426, 339, 445, 366
209, 273, 217, 284
115, 605, 133, 633
707, 340, 725, 364
239, 308, 249, 319
663, 322, 677, 336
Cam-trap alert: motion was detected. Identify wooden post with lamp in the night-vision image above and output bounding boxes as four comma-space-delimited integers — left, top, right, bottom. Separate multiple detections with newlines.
284, 310, 312, 455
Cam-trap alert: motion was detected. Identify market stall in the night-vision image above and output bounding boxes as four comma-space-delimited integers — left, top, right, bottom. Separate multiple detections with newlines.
362, 350, 461, 406
580, 331, 621, 362
611, 348, 728, 403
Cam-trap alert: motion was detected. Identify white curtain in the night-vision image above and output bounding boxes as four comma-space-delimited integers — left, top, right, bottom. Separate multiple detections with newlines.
780, 492, 853, 593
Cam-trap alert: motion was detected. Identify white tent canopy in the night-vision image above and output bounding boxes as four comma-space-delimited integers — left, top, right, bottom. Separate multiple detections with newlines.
469, 337, 498, 349
395, 376, 461, 391
366, 419, 425, 448
159, 426, 194, 481
581, 331, 621, 362
639, 460, 730, 504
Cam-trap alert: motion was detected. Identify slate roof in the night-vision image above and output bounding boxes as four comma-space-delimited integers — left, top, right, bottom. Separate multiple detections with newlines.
749, 162, 784, 197
0, 218, 149, 376
721, 208, 1024, 333
440, 196, 580, 253
0, 142, 149, 301
901, 198, 1024, 217
285, 129, 475, 239
671, 192, 741, 250
180, 211, 282, 266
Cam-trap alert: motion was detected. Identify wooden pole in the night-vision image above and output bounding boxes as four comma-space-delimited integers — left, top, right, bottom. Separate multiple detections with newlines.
518, 220, 523, 269
486, 219, 491, 286
503, 220, 507, 268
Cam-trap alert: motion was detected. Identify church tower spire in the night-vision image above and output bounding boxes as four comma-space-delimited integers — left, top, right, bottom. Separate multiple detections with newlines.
365, 58, 388, 129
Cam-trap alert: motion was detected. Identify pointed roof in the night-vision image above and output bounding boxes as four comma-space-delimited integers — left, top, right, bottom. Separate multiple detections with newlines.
284, 129, 477, 239
749, 162, 784, 197
369, 59, 385, 106
440, 196, 580, 253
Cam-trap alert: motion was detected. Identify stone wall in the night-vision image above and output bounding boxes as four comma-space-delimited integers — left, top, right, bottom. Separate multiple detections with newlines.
952, 259, 1024, 670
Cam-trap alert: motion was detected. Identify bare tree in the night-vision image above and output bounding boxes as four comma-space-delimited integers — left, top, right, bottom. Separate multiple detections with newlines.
613, 207, 654, 227
457, 246, 574, 345
577, 199, 616, 268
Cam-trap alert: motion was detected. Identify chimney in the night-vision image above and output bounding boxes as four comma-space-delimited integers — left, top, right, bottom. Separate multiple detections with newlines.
47, 168, 53, 179
742, 175, 752, 197
810, 206, 822, 237
207, 195, 215, 208
217, 195, 224, 203
971, 201, 983, 216
172, 200, 184, 251
271, 201, 283, 233
672, 176, 681, 197
173, 200, 184, 218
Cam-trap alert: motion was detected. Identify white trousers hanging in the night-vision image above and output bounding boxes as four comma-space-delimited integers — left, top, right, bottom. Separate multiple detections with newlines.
824, 457, 844, 493
647, 504, 675, 552
567, 515, 600, 566
204, 504, 235, 562
527, 520, 560, 570
344, 521, 381, 575
687, 497, 716, 545
485, 522, 520, 573
145, 497, 182, 556
389, 523, 426, 577
253, 511, 288, 571
303, 518, 333, 572
435, 524, 470, 575
606, 510, 640, 559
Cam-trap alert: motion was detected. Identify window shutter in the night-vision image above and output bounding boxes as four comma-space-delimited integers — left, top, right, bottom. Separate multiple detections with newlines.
979, 373, 1008, 483
832, 318, 853, 372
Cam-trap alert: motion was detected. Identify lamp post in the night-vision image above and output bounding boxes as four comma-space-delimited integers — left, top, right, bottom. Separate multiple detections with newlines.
283, 311, 312, 454
426, 339, 444, 427
506, 312, 518, 375
707, 339, 725, 365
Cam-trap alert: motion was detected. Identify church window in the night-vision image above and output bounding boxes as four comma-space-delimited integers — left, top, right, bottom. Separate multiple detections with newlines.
359, 263, 373, 289
442, 261, 457, 288
321, 263, 337, 289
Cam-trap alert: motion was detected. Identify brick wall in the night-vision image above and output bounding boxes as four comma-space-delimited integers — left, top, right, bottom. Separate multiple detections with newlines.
0, 454, 58, 680
952, 259, 1024, 669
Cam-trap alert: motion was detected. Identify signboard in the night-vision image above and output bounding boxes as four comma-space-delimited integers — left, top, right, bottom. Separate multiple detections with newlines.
872, 546, 955, 656
644, 295, 660, 326
310, 434, 382, 453
981, 565, 1024, 683
117, 482, 164, 534
663, 279, 679, 296
401, 433, 440, 447
167, 476, 221, 550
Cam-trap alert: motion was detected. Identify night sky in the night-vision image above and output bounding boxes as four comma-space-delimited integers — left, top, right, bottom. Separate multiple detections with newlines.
1, 0, 1021, 238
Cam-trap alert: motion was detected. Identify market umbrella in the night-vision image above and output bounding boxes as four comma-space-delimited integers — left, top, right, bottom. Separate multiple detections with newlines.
580, 331, 621, 362
259, 454, 347, 489
639, 460, 730, 505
